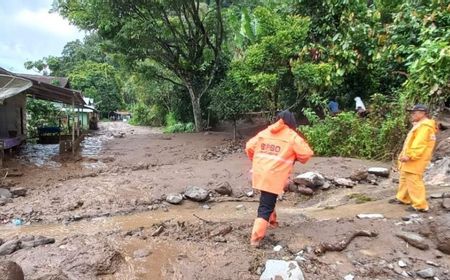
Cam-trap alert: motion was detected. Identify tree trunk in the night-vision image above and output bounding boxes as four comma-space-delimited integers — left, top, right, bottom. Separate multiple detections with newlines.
187, 85, 203, 132
233, 119, 237, 142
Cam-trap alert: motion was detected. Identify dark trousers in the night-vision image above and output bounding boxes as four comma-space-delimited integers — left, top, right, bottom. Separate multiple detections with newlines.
257, 191, 277, 221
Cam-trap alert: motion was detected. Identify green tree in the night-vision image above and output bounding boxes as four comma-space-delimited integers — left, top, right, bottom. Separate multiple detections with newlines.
54, 0, 225, 131
69, 61, 123, 115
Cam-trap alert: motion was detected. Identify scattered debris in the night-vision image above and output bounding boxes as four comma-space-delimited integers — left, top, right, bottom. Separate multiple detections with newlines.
209, 225, 233, 238
356, 214, 384, 219
236, 204, 246, 211
260, 260, 304, 280
314, 230, 378, 255
273, 245, 283, 252
133, 249, 151, 258
343, 274, 354, 280
151, 226, 164, 237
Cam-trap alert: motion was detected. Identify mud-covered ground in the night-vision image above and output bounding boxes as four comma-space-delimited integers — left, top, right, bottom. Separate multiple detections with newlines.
0, 121, 449, 280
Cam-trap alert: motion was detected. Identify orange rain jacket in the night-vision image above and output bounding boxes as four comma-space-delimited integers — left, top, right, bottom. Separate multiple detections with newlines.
245, 119, 314, 195
399, 118, 437, 175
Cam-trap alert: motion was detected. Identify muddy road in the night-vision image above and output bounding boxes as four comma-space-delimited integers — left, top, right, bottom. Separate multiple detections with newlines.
0, 122, 449, 279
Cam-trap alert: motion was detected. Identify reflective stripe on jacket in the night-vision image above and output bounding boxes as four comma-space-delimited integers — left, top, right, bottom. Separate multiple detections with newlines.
245, 119, 313, 195
399, 118, 437, 175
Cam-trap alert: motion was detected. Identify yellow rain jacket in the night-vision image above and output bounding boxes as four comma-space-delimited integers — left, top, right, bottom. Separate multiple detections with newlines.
245, 119, 313, 195
399, 118, 437, 175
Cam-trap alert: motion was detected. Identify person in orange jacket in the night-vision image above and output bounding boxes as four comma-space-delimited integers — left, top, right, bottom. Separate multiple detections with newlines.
390, 104, 438, 212
245, 110, 313, 247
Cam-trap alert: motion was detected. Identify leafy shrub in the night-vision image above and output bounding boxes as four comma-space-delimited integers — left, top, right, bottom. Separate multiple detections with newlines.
163, 112, 195, 133
300, 108, 407, 160
129, 103, 165, 126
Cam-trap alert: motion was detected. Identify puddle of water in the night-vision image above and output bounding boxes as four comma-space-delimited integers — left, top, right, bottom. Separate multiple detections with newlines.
15, 133, 113, 168
17, 144, 61, 168
116, 239, 178, 280
0, 201, 257, 239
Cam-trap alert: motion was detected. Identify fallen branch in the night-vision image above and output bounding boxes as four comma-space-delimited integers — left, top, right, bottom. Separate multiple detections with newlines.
193, 214, 214, 224
314, 230, 378, 255
151, 226, 164, 237
209, 225, 233, 237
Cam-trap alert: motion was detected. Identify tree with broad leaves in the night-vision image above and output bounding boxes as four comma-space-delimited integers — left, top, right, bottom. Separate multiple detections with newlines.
54, 0, 224, 132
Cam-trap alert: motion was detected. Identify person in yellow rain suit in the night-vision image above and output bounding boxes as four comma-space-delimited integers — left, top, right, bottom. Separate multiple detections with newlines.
390, 104, 438, 212
245, 110, 313, 247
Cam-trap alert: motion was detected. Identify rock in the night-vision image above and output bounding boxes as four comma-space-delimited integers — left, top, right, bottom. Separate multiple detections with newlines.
333, 178, 356, 188
320, 182, 331, 190
429, 216, 450, 254
398, 260, 407, 268
396, 231, 430, 250
368, 167, 390, 177
10, 187, 26, 197
286, 182, 299, 193
273, 245, 283, 252
430, 193, 443, 199
0, 197, 12, 206
297, 186, 314, 196
184, 186, 209, 202
236, 204, 246, 211
350, 169, 368, 182
0, 188, 12, 199
20, 236, 55, 249
366, 174, 378, 184
166, 194, 183, 205
0, 261, 24, 280
293, 172, 325, 188
356, 214, 384, 219
344, 274, 354, 280
133, 249, 151, 258
442, 198, 450, 210
0, 240, 20, 256
417, 268, 435, 278
425, 158, 450, 187
215, 182, 232, 196
426, 261, 440, 267
260, 260, 304, 280
202, 204, 211, 210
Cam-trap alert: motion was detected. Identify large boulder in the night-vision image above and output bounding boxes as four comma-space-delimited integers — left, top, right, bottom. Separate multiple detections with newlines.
368, 167, 390, 178
293, 172, 325, 188
260, 260, 304, 280
425, 157, 450, 187
429, 215, 450, 254
0, 261, 24, 280
184, 186, 209, 202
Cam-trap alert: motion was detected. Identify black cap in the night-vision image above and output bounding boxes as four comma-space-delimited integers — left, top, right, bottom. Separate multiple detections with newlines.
407, 104, 428, 112
276, 110, 297, 130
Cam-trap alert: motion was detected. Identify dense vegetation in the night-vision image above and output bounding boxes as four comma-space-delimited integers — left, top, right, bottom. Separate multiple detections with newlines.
25, 0, 450, 159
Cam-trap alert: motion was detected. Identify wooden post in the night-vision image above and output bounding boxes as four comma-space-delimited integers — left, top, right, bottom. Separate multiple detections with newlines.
72, 97, 75, 155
